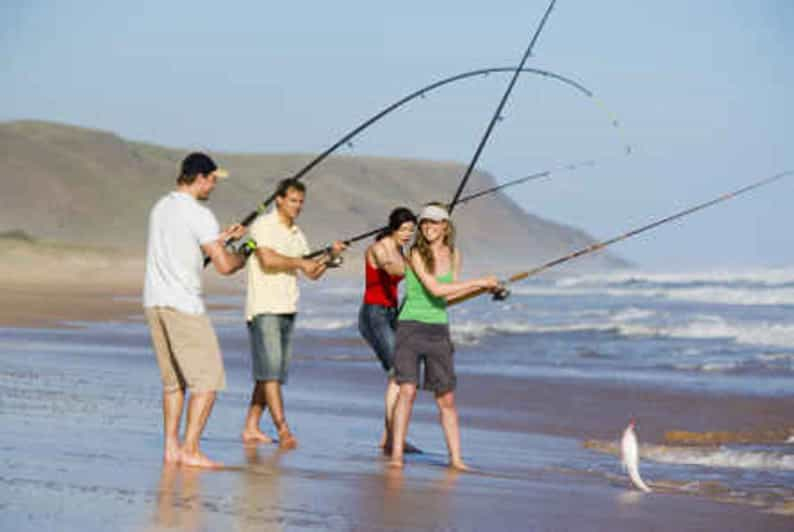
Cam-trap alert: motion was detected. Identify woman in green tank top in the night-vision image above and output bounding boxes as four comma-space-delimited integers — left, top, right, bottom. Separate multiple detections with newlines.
389, 203, 499, 471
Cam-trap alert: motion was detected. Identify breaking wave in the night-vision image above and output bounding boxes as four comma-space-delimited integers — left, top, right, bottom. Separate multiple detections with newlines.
511, 268, 794, 306
587, 440, 794, 471
641, 445, 794, 471
448, 312, 794, 349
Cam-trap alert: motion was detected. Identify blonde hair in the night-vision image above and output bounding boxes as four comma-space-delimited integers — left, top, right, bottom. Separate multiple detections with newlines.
412, 202, 455, 275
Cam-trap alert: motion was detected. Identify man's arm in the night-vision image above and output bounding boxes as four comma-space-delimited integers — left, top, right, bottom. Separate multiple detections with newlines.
202, 241, 246, 275
301, 240, 347, 281
201, 223, 247, 275
255, 246, 323, 277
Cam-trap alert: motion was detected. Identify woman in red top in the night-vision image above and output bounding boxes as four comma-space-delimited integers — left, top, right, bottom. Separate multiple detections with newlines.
358, 207, 417, 452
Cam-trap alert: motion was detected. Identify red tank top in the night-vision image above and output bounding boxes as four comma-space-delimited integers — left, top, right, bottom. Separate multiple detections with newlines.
363, 257, 404, 307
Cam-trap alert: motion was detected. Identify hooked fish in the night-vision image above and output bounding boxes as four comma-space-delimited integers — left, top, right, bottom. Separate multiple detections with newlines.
621, 419, 652, 493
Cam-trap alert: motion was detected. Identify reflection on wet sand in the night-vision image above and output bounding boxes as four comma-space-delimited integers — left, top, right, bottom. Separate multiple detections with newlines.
150, 464, 204, 531
379, 462, 460, 529
236, 445, 286, 531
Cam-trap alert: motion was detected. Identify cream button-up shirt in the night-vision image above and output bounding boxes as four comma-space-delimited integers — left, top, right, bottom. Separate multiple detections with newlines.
245, 209, 310, 320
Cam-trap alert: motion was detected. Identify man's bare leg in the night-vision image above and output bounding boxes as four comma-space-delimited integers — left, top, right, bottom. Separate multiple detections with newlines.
389, 383, 417, 468
264, 381, 297, 449
435, 390, 469, 471
162, 389, 184, 464
242, 381, 274, 444
180, 390, 222, 468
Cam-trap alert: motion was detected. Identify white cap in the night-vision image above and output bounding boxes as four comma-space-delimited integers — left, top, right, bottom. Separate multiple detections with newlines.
417, 204, 449, 222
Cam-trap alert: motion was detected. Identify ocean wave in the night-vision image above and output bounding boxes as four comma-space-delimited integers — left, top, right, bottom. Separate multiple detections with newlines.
587, 440, 794, 471
449, 320, 618, 344
512, 283, 794, 306
664, 287, 794, 306
618, 317, 794, 349
669, 361, 741, 373
447, 312, 794, 349
641, 445, 794, 471
556, 268, 794, 288
295, 318, 356, 331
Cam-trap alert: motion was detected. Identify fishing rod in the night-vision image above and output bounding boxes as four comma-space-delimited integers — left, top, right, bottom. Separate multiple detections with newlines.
448, 0, 557, 212
303, 158, 596, 259
449, 169, 794, 306
207, 63, 597, 267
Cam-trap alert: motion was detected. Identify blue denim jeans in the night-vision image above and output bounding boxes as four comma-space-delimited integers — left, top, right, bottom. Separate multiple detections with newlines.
247, 313, 296, 384
358, 303, 398, 374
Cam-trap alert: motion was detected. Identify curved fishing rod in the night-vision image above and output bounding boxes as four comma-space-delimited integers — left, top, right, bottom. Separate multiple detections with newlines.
450, 169, 794, 306
303, 159, 596, 259
448, 0, 557, 212
239, 66, 592, 227
205, 63, 598, 267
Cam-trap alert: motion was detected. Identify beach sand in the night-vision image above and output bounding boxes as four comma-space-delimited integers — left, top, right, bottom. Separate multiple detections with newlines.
1, 266, 793, 530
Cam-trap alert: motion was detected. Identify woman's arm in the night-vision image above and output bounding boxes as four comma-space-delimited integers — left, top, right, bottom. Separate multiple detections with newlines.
410, 249, 495, 298
371, 240, 405, 277
443, 250, 495, 302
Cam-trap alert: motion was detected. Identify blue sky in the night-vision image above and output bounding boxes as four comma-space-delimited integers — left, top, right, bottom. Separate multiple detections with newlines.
2, 1, 792, 268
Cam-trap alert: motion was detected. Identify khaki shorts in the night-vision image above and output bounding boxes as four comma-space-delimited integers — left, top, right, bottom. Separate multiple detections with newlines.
144, 307, 226, 393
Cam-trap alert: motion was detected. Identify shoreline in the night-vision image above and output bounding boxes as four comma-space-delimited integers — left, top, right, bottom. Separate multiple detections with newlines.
2, 276, 794, 527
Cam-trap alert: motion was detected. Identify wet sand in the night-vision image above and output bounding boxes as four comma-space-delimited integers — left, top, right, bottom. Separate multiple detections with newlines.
1, 280, 793, 530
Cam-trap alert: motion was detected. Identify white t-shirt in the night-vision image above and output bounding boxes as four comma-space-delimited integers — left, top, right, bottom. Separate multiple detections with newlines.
245, 209, 310, 319
143, 191, 221, 314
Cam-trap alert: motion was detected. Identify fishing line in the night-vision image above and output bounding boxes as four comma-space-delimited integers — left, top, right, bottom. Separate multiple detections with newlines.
448, 0, 557, 212
303, 158, 599, 260
303, 89, 631, 259
449, 170, 794, 305
204, 62, 615, 267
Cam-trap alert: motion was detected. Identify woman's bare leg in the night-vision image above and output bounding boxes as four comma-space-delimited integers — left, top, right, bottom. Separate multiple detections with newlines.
435, 390, 469, 471
389, 383, 417, 467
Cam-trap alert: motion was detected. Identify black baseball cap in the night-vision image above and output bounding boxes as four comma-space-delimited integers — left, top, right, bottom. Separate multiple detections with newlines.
180, 152, 229, 179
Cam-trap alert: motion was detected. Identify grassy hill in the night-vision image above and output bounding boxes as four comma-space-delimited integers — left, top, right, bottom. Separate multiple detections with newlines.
0, 120, 627, 274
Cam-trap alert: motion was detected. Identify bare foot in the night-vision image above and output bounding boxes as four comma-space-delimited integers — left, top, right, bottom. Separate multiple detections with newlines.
404, 441, 422, 454
163, 444, 181, 465
449, 460, 471, 472
180, 450, 223, 469
241, 429, 273, 445
382, 440, 422, 455
278, 430, 298, 450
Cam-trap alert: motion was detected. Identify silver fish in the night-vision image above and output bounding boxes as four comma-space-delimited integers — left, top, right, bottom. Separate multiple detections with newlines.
621, 419, 652, 493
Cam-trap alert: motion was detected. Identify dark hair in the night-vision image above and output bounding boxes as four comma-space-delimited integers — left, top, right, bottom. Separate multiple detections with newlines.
376, 207, 417, 241
178, 152, 217, 185
275, 178, 306, 198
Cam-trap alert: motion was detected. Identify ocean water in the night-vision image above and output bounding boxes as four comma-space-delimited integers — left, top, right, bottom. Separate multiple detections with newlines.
283, 266, 794, 507
283, 266, 794, 395
2, 266, 793, 520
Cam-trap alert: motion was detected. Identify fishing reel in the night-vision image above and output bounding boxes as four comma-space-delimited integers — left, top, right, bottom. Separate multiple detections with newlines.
492, 282, 511, 301
236, 238, 258, 258
325, 254, 344, 268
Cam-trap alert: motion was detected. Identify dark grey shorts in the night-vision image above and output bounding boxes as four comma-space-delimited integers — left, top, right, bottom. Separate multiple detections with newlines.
393, 320, 456, 394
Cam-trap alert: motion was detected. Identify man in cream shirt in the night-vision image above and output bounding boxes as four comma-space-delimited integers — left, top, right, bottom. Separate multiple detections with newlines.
242, 178, 345, 448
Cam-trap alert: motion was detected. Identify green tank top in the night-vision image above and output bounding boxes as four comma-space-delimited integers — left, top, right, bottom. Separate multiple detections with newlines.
398, 267, 453, 324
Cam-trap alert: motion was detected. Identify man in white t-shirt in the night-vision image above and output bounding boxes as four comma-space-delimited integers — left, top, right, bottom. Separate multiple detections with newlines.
143, 152, 247, 468
242, 178, 345, 449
